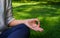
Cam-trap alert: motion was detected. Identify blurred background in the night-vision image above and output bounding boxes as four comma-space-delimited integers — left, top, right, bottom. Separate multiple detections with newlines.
12, 0, 60, 38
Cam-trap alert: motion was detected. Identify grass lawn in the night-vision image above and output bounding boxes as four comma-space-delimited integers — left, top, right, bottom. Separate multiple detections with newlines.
12, 2, 60, 38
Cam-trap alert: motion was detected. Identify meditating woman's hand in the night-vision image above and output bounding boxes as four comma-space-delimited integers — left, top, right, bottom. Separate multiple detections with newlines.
24, 18, 43, 32
9, 18, 43, 32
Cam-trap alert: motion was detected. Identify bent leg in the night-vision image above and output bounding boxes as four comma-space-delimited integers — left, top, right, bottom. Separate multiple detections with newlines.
0, 24, 30, 38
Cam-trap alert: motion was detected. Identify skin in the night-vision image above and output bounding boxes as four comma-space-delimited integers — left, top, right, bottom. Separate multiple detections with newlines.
8, 18, 43, 32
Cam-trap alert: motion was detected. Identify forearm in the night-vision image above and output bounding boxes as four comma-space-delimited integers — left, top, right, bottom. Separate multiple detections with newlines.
8, 19, 25, 27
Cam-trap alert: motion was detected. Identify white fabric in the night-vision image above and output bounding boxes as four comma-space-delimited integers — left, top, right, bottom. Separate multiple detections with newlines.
0, 0, 14, 31
0, 0, 5, 30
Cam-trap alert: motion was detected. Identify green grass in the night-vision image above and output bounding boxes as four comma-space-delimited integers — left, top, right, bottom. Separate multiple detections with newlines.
12, 2, 60, 38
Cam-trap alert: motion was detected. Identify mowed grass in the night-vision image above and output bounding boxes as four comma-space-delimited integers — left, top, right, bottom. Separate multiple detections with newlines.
12, 2, 60, 38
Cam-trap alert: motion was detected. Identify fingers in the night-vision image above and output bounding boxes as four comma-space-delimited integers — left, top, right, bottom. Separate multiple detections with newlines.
25, 18, 43, 32
30, 18, 40, 27
32, 27, 43, 32
29, 23, 43, 32
29, 18, 43, 32
30, 26, 43, 32
34, 18, 43, 32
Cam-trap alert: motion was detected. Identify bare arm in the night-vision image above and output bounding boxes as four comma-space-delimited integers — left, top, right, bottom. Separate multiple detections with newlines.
8, 19, 25, 27
8, 19, 43, 32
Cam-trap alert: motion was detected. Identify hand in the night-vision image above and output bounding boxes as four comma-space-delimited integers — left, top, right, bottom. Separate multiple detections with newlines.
9, 18, 43, 32
24, 18, 43, 32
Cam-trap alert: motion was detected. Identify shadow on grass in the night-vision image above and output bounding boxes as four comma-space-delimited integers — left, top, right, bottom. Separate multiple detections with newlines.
13, 4, 60, 19
37, 2, 60, 8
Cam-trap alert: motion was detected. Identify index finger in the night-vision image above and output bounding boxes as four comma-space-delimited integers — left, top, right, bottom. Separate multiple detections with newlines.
33, 18, 40, 27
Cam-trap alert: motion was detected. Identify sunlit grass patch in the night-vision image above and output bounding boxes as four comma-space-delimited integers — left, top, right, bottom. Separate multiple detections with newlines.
12, 2, 60, 38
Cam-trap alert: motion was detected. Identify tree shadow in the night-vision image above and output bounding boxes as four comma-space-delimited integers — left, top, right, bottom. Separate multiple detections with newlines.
13, 4, 60, 19
26, 8, 59, 17
12, 4, 37, 13
37, 2, 60, 9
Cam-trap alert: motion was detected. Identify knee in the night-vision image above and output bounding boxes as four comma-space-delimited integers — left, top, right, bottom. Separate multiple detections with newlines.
8, 24, 30, 38
12, 24, 30, 32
